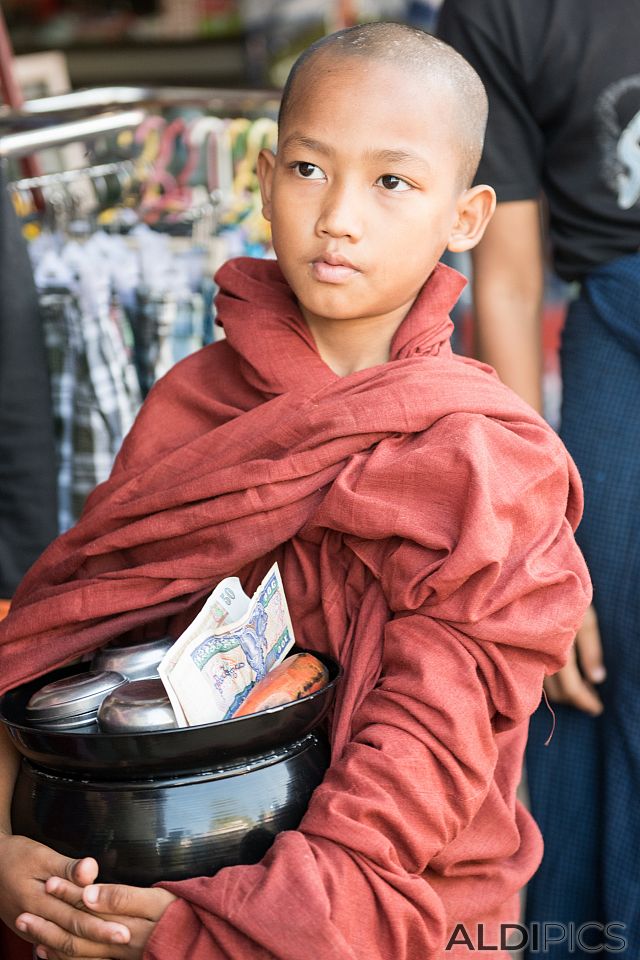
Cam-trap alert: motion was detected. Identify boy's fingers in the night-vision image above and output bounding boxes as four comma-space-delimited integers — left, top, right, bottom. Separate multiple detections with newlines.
36, 950, 111, 960
36, 952, 95, 960
83, 884, 175, 922
41, 856, 97, 888
46, 878, 148, 934
67, 858, 100, 888
16, 908, 131, 951
46, 877, 89, 909
574, 605, 606, 684
29, 846, 88, 886
13, 888, 113, 941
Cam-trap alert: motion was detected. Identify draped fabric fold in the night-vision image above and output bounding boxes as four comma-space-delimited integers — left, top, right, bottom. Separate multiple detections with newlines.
0, 258, 590, 959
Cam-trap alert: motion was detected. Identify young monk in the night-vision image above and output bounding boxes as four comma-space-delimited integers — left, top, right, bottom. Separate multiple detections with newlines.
0, 22, 590, 960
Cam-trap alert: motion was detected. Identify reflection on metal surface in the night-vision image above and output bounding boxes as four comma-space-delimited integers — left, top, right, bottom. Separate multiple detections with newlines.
0, 86, 281, 131
13, 732, 330, 885
0, 110, 146, 158
98, 679, 178, 733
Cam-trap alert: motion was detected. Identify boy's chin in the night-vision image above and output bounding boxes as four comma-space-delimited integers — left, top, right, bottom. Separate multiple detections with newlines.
298, 302, 371, 324
295, 289, 376, 325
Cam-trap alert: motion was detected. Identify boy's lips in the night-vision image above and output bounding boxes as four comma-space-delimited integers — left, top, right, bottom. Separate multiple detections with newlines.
311, 254, 360, 284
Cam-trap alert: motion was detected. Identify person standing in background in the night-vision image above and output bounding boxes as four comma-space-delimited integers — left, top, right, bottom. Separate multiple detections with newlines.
0, 169, 58, 960
439, 2, 640, 957
0, 169, 58, 605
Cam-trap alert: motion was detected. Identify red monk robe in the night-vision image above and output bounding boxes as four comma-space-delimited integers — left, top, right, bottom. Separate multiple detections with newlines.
0, 258, 590, 959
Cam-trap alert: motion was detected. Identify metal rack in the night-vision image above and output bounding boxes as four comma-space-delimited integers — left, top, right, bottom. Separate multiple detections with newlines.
0, 85, 281, 132
0, 84, 280, 213
0, 110, 147, 160
9, 160, 136, 192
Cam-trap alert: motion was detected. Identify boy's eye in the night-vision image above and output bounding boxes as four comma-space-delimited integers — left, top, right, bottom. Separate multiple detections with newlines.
293, 162, 325, 180
377, 174, 411, 192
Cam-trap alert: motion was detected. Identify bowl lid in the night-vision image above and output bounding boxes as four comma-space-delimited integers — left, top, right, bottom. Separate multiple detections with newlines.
98, 678, 177, 732
26, 670, 126, 721
91, 636, 174, 680
104, 678, 170, 708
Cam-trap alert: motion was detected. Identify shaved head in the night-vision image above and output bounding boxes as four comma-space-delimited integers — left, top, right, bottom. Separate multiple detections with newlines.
278, 21, 488, 187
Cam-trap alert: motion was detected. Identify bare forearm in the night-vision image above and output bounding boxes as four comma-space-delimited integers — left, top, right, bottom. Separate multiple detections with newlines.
0, 722, 19, 835
473, 272, 544, 411
471, 200, 545, 414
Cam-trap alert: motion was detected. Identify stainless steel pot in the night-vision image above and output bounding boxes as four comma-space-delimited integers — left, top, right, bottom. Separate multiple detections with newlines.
91, 635, 174, 681
98, 679, 177, 733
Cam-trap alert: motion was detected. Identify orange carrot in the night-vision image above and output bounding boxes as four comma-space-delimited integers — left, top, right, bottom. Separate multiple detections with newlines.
233, 653, 329, 718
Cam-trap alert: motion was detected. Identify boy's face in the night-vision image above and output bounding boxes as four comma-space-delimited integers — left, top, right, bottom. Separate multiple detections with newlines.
258, 55, 478, 332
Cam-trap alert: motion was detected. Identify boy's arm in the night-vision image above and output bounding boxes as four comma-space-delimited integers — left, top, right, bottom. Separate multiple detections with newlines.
471, 200, 605, 714
0, 723, 19, 835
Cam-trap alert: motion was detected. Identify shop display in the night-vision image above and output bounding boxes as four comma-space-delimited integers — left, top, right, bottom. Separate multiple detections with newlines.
3, 1, 244, 50
0, 164, 58, 599
4, 104, 278, 531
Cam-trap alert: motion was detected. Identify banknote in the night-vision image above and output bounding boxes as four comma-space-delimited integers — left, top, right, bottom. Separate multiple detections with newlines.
158, 563, 296, 727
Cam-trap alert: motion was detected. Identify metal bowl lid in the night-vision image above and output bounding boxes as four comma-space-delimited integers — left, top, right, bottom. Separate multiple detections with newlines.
98, 678, 177, 733
38, 715, 101, 732
91, 636, 174, 681
26, 670, 127, 722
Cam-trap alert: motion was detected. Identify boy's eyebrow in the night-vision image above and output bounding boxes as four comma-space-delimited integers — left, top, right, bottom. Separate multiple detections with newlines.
280, 134, 335, 156
364, 148, 432, 171
280, 135, 432, 171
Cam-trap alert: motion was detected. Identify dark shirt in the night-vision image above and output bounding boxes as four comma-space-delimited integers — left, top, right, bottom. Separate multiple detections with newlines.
438, 0, 640, 281
0, 168, 57, 595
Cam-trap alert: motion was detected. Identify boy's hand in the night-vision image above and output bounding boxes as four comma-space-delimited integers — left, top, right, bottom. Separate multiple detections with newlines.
0, 834, 98, 938
544, 605, 605, 715
16, 878, 176, 960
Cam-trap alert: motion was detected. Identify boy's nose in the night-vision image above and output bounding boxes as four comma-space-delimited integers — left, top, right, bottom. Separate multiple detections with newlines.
315, 183, 364, 241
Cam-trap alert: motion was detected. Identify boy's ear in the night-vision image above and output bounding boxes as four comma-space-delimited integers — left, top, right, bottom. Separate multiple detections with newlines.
257, 148, 276, 222
447, 184, 496, 253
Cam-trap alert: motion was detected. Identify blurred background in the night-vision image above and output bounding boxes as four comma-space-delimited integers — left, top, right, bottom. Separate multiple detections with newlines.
1, 1, 441, 90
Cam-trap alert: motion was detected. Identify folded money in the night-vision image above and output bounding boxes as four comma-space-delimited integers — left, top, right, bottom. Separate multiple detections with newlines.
158, 563, 296, 726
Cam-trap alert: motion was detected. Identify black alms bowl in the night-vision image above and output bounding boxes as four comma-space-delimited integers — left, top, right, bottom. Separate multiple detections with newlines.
1, 649, 340, 885
12, 732, 330, 885
0, 649, 341, 778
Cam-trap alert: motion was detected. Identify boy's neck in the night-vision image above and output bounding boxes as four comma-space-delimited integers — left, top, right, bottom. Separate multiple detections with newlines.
301, 302, 414, 377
